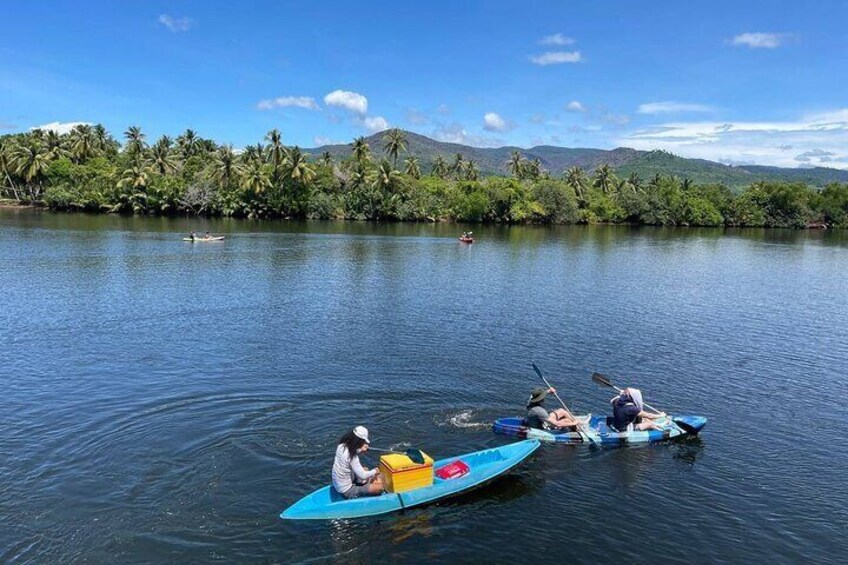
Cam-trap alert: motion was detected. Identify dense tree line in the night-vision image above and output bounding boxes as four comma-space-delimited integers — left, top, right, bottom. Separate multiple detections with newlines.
1, 125, 847, 228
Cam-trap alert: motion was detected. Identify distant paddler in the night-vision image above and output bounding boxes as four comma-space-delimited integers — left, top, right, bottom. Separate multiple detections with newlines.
189, 230, 197, 241
524, 387, 581, 430
332, 426, 384, 499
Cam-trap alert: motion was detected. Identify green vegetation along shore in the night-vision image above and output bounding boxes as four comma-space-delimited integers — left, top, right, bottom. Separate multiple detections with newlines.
2, 125, 847, 228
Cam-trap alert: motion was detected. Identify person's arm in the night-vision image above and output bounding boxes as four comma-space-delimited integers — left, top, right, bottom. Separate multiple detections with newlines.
350, 455, 378, 481
639, 410, 666, 420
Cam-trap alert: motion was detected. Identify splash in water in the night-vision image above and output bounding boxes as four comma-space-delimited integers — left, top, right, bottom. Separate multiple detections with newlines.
436, 410, 490, 430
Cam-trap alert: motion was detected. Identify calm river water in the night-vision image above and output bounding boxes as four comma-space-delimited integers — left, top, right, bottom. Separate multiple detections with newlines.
1, 209, 846, 563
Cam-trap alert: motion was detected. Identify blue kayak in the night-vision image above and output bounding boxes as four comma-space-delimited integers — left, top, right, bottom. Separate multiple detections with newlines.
493, 414, 706, 445
280, 439, 540, 520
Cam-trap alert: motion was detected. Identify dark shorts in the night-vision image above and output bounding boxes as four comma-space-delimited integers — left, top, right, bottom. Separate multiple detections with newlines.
339, 484, 371, 499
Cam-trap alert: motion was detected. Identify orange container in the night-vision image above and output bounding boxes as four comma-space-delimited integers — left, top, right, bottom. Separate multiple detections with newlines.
379, 452, 434, 493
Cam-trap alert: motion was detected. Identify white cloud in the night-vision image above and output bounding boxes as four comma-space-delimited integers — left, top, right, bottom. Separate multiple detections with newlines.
601, 112, 630, 126
30, 121, 91, 135
540, 33, 574, 46
313, 136, 342, 146
436, 104, 450, 115
530, 51, 583, 65
323, 90, 368, 114
431, 123, 503, 147
483, 112, 510, 132
637, 101, 715, 115
158, 14, 193, 33
730, 32, 789, 49
566, 100, 586, 112
257, 96, 319, 110
406, 109, 429, 125
361, 116, 389, 132
617, 108, 848, 168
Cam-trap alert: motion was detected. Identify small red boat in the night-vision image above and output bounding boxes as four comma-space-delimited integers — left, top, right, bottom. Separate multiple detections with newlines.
459, 236, 474, 243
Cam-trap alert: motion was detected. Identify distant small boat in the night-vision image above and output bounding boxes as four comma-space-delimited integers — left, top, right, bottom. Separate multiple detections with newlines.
459, 236, 474, 243
183, 236, 225, 242
280, 440, 540, 520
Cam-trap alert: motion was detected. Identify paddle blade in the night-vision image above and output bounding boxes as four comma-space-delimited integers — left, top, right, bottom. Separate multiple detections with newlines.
532, 362, 543, 379
591, 372, 614, 388
405, 449, 425, 464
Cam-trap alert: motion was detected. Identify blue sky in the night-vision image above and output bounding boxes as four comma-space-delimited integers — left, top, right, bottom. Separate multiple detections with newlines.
2, 0, 847, 168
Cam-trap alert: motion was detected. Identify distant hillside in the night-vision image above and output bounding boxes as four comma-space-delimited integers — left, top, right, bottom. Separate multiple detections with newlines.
306, 130, 848, 190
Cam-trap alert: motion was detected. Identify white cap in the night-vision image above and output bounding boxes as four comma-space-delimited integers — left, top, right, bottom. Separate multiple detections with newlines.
353, 425, 370, 444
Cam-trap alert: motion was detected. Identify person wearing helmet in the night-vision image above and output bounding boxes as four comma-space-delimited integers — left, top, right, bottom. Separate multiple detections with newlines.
524, 387, 580, 430
610, 388, 666, 432
331, 426, 384, 499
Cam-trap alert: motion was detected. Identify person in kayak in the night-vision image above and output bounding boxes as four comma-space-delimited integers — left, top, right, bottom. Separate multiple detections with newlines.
610, 388, 666, 432
189, 231, 196, 241
525, 387, 581, 430
332, 426, 384, 499
204, 231, 212, 239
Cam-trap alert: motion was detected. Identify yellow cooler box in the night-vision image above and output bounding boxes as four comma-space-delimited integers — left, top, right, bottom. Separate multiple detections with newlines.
379, 452, 434, 493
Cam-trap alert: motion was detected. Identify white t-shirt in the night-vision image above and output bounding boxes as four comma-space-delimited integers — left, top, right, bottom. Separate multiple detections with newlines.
332, 444, 377, 493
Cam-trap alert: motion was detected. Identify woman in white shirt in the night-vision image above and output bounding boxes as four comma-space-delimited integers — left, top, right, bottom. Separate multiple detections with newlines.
332, 426, 384, 499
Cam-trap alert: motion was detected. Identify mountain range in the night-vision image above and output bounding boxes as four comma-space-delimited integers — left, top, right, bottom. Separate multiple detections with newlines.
306, 131, 848, 190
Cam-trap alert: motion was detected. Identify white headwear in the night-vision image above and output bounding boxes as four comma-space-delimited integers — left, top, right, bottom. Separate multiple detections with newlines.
353, 425, 370, 444
625, 388, 644, 413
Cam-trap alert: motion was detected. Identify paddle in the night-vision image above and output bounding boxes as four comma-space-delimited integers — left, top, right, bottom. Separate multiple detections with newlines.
532, 363, 599, 447
591, 372, 698, 435
368, 447, 426, 464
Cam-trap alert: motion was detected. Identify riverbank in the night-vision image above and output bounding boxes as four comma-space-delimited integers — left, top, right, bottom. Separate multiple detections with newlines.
3, 125, 848, 229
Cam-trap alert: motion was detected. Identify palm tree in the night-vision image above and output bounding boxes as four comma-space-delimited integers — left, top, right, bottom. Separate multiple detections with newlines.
118, 163, 152, 189
592, 164, 615, 195
149, 135, 177, 175
43, 130, 66, 161
123, 126, 147, 161
507, 150, 525, 179
0, 139, 20, 200
265, 129, 286, 181
283, 146, 316, 183
68, 125, 96, 163
209, 145, 240, 189
11, 142, 50, 185
321, 151, 333, 167
526, 158, 542, 180
464, 159, 479, 181
352, 136, 371, 163
177, 128, 200, 160
404, 156, 421, 179
451, 153, 465, 177
564, 166, 588, 202
93, 124, 109, 151
432, 155, 449, 179
374, 159, 401, 194
242, 144, 264, 164
382, 128, 407, 166
681, 177, 693, 191
239, 159, 271, 193
627, 172, 643, 194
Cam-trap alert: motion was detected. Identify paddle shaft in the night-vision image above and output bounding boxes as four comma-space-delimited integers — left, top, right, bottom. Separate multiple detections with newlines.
532, 363, 598, 446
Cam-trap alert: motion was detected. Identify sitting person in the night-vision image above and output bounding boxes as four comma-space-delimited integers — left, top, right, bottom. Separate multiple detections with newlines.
610, 388, 666, 432
332, 426, 384, 499
525, 387, 581, 430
